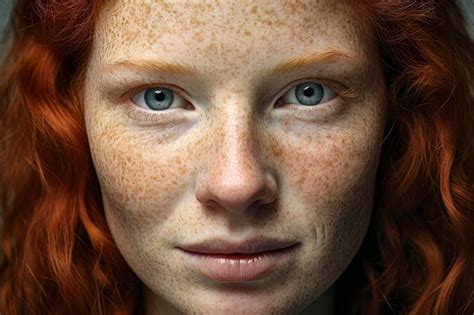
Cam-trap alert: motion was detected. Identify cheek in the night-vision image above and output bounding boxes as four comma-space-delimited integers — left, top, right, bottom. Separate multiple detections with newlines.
87, 123, 197, 237
289, 133, 378, 212
270, 119, 381, 265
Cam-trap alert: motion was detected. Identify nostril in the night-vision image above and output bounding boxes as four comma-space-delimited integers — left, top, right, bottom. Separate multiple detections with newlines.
206, 199, 222, 211
247, 199, 263, 211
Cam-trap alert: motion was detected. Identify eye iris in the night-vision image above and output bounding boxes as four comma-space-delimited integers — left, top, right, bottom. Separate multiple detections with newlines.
144, 88, 174, 110
295, 83, 323, 106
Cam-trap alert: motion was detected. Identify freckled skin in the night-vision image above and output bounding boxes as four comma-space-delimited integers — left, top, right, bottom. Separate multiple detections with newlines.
84, 1, 387, 314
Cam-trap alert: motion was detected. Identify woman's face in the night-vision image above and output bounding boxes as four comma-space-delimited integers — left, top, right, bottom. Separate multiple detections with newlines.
84, 1, 386, 314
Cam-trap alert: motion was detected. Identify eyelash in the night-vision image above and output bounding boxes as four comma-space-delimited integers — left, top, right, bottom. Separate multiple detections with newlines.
124, 80, 357, 122
124, 83, 191, 122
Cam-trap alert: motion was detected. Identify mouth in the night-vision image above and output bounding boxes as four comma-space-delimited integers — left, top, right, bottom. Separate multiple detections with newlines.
186, 245, 296, 259
177, 243, 300, 282
176, 237, 298, 255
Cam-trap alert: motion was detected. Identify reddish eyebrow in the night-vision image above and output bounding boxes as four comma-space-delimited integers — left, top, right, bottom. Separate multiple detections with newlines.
102, 60, 200, 77
269, 50, 354, 75
102, 50, 354, 77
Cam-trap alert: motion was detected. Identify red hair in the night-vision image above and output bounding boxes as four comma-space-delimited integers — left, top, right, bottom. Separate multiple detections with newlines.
0, 1, 472, 314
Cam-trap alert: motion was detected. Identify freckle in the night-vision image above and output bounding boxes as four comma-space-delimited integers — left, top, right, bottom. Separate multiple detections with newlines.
272, 142, 283, 158
264, 20, 273, 27
203, 42, 216, 54
263, 8, 274, 15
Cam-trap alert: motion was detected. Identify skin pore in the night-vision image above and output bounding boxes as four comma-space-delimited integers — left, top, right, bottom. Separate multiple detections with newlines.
83, 1, 387, 314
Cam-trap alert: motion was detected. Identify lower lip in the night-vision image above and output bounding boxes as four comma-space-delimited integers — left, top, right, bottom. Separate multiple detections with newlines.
178, 244, 298, 282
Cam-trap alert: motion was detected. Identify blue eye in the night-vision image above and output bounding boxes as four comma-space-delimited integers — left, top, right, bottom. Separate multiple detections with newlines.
279, 82, 336, 106
131, 87, 187, 111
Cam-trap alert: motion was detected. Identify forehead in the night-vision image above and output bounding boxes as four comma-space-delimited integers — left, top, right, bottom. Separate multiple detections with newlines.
93, 0, 371, 69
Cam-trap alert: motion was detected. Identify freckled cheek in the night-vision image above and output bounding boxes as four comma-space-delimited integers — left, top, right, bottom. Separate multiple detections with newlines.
277, 132, 379, 220
275, 133, 378, 268
89, 132, 196, 231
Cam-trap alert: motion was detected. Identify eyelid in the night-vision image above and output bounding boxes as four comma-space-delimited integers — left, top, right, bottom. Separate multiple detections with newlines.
120, 84, 194, 124
119, 78, 359, 123
280, 82, 335, 106
131, 87, 188, 111
274, 78, 358, 105
120, 78, 357, 106
121, 83, 192, 103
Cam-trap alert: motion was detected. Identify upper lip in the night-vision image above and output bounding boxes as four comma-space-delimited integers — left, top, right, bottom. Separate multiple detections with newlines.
177, 237, 298, 254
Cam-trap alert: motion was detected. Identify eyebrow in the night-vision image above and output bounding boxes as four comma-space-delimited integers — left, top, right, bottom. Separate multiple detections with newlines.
102, 50, 354, 77
103, 60, 200, 77
270, 50, 354, 75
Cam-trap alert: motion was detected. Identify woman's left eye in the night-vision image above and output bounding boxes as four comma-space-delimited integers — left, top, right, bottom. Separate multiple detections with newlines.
277, 82, 336, 107
131, 87, 188, 111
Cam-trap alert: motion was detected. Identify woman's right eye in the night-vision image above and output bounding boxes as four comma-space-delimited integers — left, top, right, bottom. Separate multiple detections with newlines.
131, 87, 188, 111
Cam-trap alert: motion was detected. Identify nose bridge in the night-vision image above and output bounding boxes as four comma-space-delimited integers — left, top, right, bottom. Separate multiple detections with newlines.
195, 94, 277, 213
216, 107, 257, 171
207, 85, 262, 176
209, 103, 264, 190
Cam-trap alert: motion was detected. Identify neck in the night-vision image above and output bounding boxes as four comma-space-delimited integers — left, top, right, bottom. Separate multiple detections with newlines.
298, 285, 334, 315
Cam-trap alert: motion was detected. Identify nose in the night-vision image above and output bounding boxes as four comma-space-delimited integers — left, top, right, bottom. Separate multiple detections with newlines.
195, 113, 278, 214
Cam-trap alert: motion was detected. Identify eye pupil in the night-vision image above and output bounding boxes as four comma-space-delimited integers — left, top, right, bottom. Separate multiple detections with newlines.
303, 86, 314, 97
154, 91, 166, 102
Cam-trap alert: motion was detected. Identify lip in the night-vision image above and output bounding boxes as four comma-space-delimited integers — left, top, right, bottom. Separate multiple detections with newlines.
176, 237, 300, 282
176, 237, 298, 254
